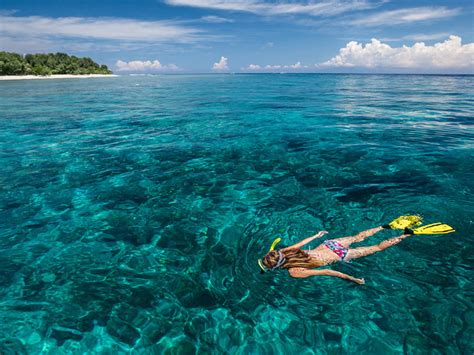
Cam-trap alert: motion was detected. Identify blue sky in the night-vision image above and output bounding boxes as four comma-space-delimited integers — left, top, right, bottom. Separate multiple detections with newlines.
1, 0, 473, 73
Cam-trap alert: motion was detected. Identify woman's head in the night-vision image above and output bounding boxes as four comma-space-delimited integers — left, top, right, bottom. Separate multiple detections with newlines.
262, 250, 284, 270
261, 248, 314, 271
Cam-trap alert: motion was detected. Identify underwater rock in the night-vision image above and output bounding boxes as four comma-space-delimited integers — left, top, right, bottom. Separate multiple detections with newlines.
323, 330, 342, 342
403, 333, 432, 354
49, 326, 83, 346
284, 320, 305, 338
81, 333, 99, 350
0, 254, 27, 285
332, 184, 388, 203
0, 338, 28, 355
26, 332, 41, 345
155, 299, 187, 323
129, 286, 156, 308
100, 210, 155, 246
180, 287, 221, 309
75, 313, 98, 333
141, 318, 173, 346
183, 313, 209, 339
106, 317, 141, 347
155, 221, 200, 252
164, 336, 196, 355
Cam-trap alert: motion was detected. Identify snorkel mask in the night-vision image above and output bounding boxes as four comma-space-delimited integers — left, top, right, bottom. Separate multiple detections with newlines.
258, 237, 285, 274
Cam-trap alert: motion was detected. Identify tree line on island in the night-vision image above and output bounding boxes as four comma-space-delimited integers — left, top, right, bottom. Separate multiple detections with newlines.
0, 52, 112, 76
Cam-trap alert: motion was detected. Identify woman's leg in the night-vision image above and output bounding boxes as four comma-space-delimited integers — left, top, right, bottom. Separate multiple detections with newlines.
333, 226, 384, 248
345, 233, 411, 261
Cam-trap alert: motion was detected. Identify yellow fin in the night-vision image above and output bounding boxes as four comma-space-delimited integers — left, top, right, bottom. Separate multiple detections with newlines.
389, 215, 423, 229
412, 223, 455, 235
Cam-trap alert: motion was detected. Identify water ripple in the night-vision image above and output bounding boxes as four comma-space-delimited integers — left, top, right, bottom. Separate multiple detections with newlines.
0, 74, 472, 353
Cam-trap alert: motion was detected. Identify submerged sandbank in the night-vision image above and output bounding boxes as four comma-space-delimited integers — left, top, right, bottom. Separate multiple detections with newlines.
0, 74, 118, 81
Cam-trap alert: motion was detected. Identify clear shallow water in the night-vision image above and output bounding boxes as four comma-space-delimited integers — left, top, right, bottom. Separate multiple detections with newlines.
0, 74, 473, 354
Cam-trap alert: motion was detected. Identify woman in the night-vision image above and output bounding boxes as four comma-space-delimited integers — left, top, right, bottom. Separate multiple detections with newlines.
258, 216, 455, 284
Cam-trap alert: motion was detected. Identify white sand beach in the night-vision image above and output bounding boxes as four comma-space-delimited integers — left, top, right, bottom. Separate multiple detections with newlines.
0, 74, 118, 81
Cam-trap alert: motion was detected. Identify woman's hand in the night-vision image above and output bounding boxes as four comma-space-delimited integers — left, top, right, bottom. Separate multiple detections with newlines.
289, 269, 366, 285
314, 231, 328, 238
282, 231, 329, 251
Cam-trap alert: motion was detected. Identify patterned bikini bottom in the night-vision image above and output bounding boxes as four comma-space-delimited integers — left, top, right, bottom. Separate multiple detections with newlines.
323, 240, 349, 260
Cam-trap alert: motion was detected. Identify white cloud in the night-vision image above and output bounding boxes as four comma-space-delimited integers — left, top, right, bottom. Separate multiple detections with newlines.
0, 36, 157, 54
116, 60, 179, 72
290, 61, 302, 69
165, 0, 378, 17
212, 56, 228, 70
244, 62, 308, 71
322, 36, 474, 70
0, 14, 204, 43
247, 64, 261, 70
402, 33, 452, 42
201, 15, 234, 23
381, 33, 452, 42
351, 7, 460, 26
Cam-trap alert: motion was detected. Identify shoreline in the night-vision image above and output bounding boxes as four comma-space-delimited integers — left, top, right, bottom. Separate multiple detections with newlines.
0, 74, 118, 81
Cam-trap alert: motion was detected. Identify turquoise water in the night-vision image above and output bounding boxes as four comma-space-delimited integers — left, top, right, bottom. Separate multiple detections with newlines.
0, 74, 473, 354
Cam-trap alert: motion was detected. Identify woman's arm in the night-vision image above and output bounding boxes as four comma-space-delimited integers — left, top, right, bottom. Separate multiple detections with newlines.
281, 231, 328, 251
288, 268, 365, 285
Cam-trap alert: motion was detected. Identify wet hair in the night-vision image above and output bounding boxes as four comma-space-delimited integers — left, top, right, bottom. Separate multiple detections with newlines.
262, 248, 313, 270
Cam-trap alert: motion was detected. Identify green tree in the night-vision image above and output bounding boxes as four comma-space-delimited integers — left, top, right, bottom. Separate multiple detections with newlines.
0, 52, 27, 75
1, 51, 112, 76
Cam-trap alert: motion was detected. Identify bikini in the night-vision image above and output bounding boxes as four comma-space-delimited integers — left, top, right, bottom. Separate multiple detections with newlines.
322, 240, 348, 261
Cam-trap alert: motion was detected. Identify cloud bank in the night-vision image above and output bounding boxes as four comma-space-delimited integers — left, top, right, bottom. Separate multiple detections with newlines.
212, 56, 229, 70
244, 62, 308, 71
247, 64, 262, 70
351, 7, 460, 26
165, 0, 377, 17
381, 33, 451, 42
116, 60, 179, 71
0, 14, 203, 44
322, 36, 474, 70
200, 15, 234, 23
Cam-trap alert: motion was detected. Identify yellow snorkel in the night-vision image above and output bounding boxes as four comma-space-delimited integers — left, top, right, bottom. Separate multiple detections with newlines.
269, 237, 281, 251
258, 237, 282, 273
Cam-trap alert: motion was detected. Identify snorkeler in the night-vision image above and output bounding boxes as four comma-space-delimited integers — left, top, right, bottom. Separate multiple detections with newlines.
258, 216, 455, 285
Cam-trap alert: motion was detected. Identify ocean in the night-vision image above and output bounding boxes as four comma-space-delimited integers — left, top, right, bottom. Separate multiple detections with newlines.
0, 74, 472, 353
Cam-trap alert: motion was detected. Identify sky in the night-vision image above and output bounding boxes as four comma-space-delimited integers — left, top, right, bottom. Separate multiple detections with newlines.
1, 0, 473, 73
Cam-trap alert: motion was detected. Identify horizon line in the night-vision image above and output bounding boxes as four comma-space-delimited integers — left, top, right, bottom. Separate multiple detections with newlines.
115, 72, 474, 76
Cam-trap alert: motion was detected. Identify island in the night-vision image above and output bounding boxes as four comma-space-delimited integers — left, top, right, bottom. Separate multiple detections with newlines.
0, 52, 115, 80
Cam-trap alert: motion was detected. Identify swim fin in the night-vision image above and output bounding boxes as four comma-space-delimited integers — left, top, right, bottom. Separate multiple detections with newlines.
405, 222, 455, 235
383, 215, 423, 230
